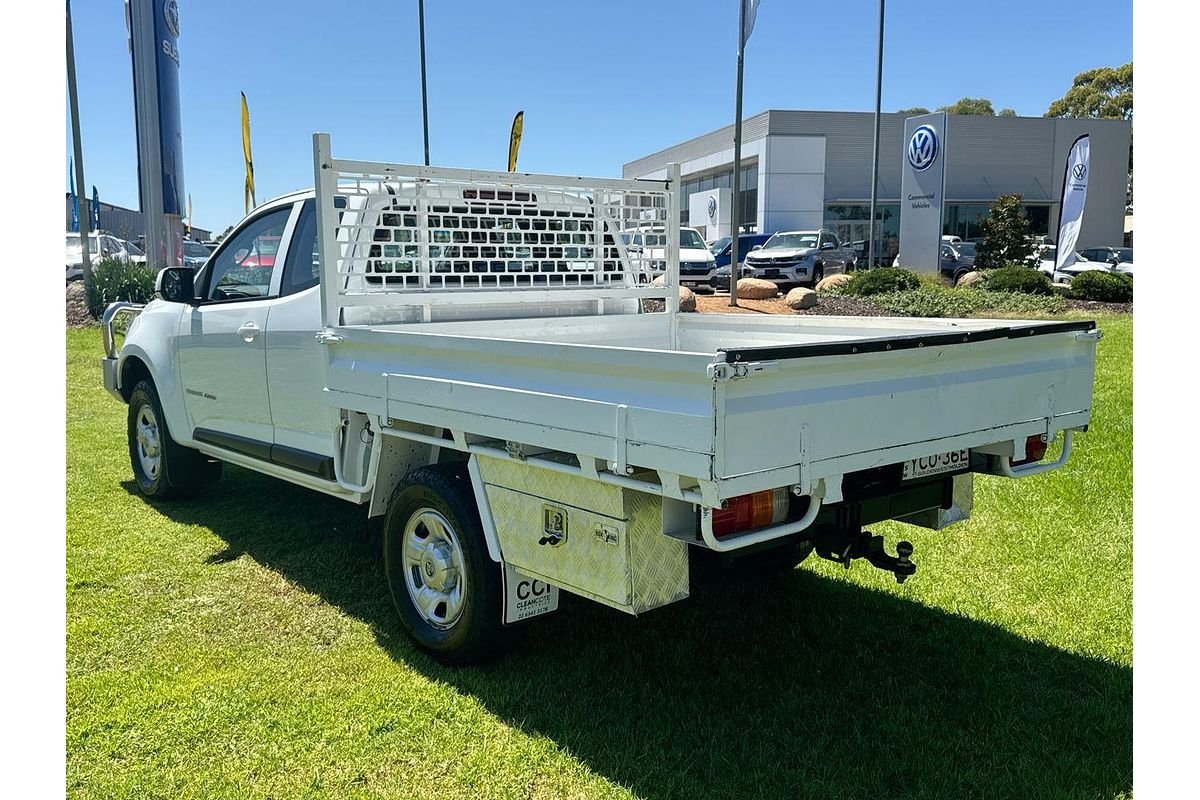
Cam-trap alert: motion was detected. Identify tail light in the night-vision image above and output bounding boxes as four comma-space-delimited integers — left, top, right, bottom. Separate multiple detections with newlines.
712, 488, 790, 537
1011, 434, 1049, 467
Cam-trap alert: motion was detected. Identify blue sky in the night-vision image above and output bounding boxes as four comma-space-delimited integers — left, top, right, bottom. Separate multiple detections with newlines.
67, 0, 1131, 233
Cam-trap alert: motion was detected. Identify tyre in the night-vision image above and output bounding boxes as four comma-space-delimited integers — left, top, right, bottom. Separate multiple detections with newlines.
127, 378, 222, 499
808, 264, 825, 289
382, 464, 506, 664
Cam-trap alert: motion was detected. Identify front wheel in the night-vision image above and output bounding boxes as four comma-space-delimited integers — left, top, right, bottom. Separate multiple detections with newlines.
808, 264, 825, 288
127, 379, 221, 499
382, 465, 507, 664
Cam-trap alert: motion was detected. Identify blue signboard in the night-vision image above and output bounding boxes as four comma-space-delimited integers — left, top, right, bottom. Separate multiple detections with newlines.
154, 0, 184, 216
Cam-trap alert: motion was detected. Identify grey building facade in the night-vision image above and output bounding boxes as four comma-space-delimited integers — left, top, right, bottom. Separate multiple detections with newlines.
65, 194, 211, 243
623, 110, 1130, 262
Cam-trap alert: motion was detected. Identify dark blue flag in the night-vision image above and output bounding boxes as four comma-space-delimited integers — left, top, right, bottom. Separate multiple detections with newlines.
69, 159, 78, 232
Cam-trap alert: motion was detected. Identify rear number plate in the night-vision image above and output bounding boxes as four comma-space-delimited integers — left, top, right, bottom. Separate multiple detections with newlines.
902, 449, 969, 480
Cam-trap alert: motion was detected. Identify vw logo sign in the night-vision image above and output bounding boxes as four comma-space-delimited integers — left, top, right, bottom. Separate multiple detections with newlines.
163, 0, 180, 38
1072, 163, 1087, 181
707, 195, 717, 220
907, 125, 939, 172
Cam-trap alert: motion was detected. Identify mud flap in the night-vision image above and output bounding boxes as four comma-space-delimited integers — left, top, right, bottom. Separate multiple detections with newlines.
502, 562, 560, 625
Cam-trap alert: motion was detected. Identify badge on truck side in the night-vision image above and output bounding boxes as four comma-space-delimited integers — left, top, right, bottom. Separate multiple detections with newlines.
502, 562, 559, 624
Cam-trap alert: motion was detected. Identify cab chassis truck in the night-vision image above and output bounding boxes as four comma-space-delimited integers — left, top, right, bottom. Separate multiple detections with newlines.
101, 134, 1101, 662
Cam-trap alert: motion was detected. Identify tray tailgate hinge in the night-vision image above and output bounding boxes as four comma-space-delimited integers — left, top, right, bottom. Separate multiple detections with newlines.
708, 360, 780, 382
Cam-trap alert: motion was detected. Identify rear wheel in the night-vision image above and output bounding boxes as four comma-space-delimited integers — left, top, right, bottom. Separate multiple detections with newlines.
127, 379, 221, 499
382, 465, 506, 664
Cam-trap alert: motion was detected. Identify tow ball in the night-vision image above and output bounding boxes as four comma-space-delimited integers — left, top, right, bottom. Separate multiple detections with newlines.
814, 529, 917, 584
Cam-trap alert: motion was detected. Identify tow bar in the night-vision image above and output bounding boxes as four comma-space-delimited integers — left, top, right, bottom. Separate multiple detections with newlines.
814, 529, 916, 584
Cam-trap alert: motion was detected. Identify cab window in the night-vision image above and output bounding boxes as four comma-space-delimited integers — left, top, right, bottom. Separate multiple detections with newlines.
281, 200, 320, 296
203, 207, 291, 301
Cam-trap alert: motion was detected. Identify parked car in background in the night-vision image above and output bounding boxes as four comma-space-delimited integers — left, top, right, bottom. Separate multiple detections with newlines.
621, 226, 714, 285
710, 262, 755, 292
744, 229, 856, 287
1035, 246, 1116, 285
123, 239, 147, 266
1079, 247, 1133, 276
66, 231, 139, 282
182, 239, 214, 269
893, 243, 975, 283
709, 233, 772, 269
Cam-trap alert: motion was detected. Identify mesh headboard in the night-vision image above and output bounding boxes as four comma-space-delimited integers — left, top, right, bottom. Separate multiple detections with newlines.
313, 133, 681, 326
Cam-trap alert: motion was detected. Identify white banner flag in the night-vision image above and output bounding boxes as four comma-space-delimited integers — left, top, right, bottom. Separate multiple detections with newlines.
743, 0, 761, 45
1055, 135, 1090, 271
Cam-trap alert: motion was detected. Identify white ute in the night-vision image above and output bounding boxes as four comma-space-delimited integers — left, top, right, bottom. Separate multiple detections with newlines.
101, 134, 1102, 663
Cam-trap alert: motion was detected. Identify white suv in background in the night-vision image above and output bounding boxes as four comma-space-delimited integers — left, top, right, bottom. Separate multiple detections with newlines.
622, 226, 715, 287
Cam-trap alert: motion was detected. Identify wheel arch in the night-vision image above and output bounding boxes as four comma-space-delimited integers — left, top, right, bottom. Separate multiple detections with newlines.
119, 355, 152, 402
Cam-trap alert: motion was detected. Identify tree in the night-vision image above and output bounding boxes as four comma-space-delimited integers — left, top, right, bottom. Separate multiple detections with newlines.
896, 106, 930, 116
1045, 62, 1133, 207
974, 194, 1036, 269
938, 97, 995, 116
999, 108, 1018, 117
1045, 63, 1132, 120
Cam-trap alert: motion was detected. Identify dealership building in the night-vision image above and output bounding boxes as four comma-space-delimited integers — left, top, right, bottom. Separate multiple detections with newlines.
622, 110, 1131, 261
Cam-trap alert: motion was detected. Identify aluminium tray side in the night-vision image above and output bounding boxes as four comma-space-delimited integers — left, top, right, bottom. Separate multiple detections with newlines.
715, 326, 1098, 480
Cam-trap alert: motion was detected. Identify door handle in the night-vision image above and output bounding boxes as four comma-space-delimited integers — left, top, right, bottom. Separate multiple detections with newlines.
237, 321, 260, 342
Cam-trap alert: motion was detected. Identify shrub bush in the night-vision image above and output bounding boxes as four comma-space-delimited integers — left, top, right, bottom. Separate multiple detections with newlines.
868, 286, 1066, 318
1069, 270, 1133, 303
844, 267, 920, 296
984, 265, 1052, 295
84, 257, 157, 319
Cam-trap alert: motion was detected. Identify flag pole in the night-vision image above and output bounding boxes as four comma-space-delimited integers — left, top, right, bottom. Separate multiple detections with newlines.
867, 0, 886, 270
729, 0, 747, 307
418, 0, 431, 166
66, 0, 92, 269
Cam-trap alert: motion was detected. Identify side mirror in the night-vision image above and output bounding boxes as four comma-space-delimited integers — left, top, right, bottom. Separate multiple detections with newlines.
156, 266, 197, 304
820, 241, 835, 250
751, 244, 763, 251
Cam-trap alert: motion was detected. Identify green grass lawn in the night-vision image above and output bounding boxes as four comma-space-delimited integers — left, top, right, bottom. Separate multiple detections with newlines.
67, 316, 1132, 799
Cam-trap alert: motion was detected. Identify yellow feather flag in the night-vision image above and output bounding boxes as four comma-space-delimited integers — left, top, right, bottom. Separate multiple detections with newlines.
241, 92, 256, 214
507, 110, 524, 173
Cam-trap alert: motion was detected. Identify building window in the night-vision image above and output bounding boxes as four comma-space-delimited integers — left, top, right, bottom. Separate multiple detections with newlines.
824, 204, 900, 265
942, 203, 1051, 240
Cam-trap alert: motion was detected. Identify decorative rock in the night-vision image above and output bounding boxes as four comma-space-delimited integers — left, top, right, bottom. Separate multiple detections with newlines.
815, 273, 852, 292
956, 271, 985, 288
735, 278, 779, 300
785, 287, 818, 310
1051, 282, 1072, 297
678, 285, 697, 312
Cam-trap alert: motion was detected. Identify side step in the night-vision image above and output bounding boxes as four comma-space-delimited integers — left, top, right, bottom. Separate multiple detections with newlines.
193, 428, 336, 481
